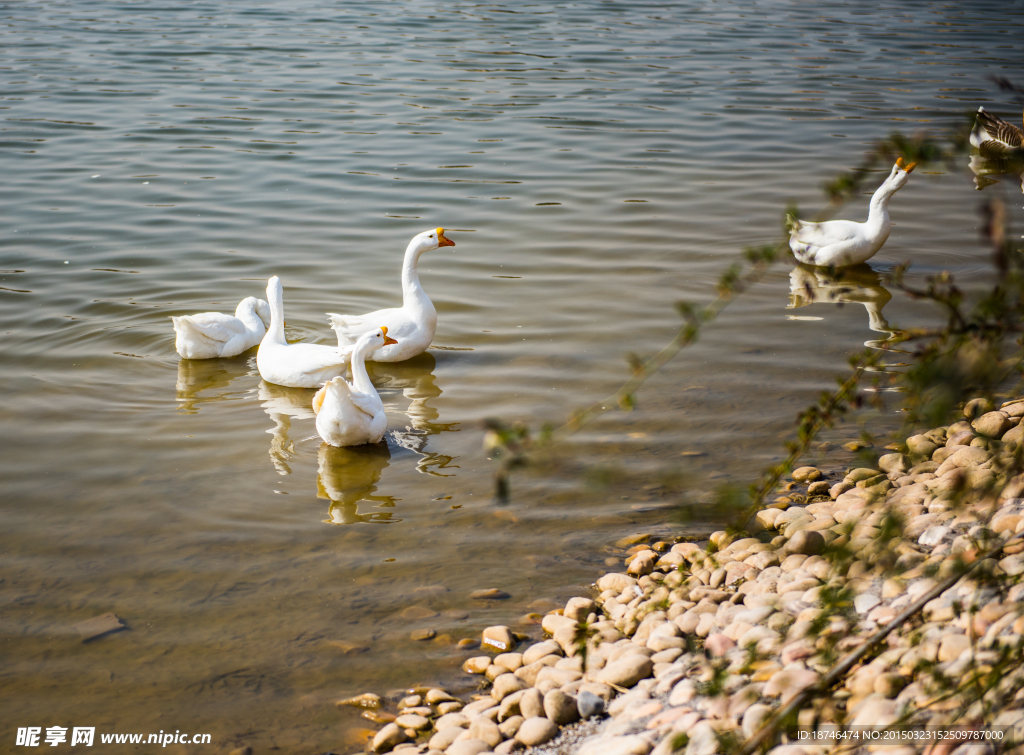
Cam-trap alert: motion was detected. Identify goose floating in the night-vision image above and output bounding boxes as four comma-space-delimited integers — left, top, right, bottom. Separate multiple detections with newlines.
327, 228, 455, 362
312, 327, 397, 446
788, 158, 916, 268
257, 276, 349, 388
171, 296, 271, 360
971, 107, 1024, 154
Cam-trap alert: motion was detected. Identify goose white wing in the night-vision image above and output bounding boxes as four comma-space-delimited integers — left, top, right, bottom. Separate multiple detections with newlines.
174, 312, 248, 342
791, 219, 859, 247
348, 388, 382, 419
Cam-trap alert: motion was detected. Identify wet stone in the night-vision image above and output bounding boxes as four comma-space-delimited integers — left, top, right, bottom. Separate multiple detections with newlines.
471, 588, 511, 600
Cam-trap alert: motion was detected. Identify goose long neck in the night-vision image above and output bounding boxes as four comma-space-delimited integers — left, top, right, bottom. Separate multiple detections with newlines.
237, 300, 263, 332
401, 240, 431, 312
349, 345, 376, 396
267, 282, 287, 343
866, 176, 896, 234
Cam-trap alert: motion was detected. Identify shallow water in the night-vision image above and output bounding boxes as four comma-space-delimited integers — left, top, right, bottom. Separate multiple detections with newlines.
2, 0, 1023, 751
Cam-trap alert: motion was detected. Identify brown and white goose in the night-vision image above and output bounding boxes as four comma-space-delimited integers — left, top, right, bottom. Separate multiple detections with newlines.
971, 107, 1023, 153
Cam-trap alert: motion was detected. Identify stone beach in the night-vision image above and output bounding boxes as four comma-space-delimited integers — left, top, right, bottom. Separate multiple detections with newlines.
342, 398, 1024, 755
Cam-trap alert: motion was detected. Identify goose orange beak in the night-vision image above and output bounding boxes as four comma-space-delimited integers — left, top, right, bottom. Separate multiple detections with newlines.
896, 157, 918, 173
380, 326, 398, 346
437, 228, 456, 247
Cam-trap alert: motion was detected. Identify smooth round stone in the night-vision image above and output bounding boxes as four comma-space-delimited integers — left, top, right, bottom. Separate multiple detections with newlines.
907, 434, 940, 457
401, 605, 439, 620
395, 714, 430, 731
338, 692, 383, 709
564, 597, 597, 621
427, 688, 458, 704
468, 717, 503, 748
371, 723, 407, 753
515, 717, 559, 747
463, 656, 491, 674
491, 673, 527, 701
742, 704, 773, 739
577, 690, 606, 719
482, 625, 515, 653
446, 739, 491, 755
471, 588, 511, 601
964, 397, 995, 419
784, 530, 825, 556
807, 481, 831, 496
429, 727, 463, 751
436, 713, 470, 731
437, 701, 463, 715
792, 466, 822, 482
704, 633, 735, 657
973, 411, 1011, 439
543, 690, 579, 725
498, 715, 524, 738
845, 468, 881, 483
411, 628, 437, 641
597, 654, 653, 688
519, 688, 544, 719
523, 641, 562, 666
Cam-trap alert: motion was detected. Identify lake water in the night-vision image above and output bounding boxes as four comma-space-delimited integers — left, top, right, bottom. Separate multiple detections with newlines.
2, 1, 1023, 751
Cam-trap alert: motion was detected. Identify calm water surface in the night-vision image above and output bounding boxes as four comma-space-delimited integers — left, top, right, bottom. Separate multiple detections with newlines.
2, 1, 1023, 751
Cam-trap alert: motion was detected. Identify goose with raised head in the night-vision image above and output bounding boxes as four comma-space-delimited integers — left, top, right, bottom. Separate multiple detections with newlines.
327, 228, 455, 362
257, 276, 350, 388
312, 327, 397, 447
788, 158, 917, 268
971, 107, 1024, 154
171, 296, 271, 359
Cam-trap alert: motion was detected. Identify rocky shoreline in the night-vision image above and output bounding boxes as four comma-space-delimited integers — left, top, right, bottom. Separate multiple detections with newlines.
340, 399, 1024, 755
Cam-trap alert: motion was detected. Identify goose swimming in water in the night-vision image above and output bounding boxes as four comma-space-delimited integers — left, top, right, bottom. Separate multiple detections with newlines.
327, 228, 455, 362
788, 158, 917, 268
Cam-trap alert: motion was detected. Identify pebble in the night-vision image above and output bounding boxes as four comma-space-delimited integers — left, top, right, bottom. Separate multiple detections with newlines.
371, 723, 406, 753
578, 690, 606, 719
516, 717, 560, 747
471, 588, 511, 600
792, 466, 822, 482
597, 655, 654, 688
447, 739, 492, 755
544, 689, 580, 725
482, 625, 516, 652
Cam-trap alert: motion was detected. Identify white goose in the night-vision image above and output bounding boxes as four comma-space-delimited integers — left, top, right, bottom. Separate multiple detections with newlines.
789, 158, 917, 268
327, 228, 455, 362
257, 276, 350, 388
171, 296, 271, 359
971, 107, 1023, 153
312, 327, 397, 446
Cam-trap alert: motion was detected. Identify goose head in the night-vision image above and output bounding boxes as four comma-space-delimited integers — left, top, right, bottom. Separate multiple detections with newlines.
354, 326, 398, 357
889, 157, 918, 192
408, 228, 456, 258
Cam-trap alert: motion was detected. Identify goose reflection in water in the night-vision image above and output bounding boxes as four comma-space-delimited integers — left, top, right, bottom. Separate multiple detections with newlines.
317, 443, 400, 524
969, 152, 1024, 194
787, 264, 905, 353
258, 380, 317, 475
175, 356, 255, 414
367, 352, 460, 477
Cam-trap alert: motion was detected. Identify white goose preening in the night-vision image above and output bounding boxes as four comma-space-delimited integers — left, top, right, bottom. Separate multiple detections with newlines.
971, 107, 1024, 154
788, 158, 917, 268
257, 276, 350, 388
171, 296, 271, 359
327, 228, 455, 362
312, 327, 397, 447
